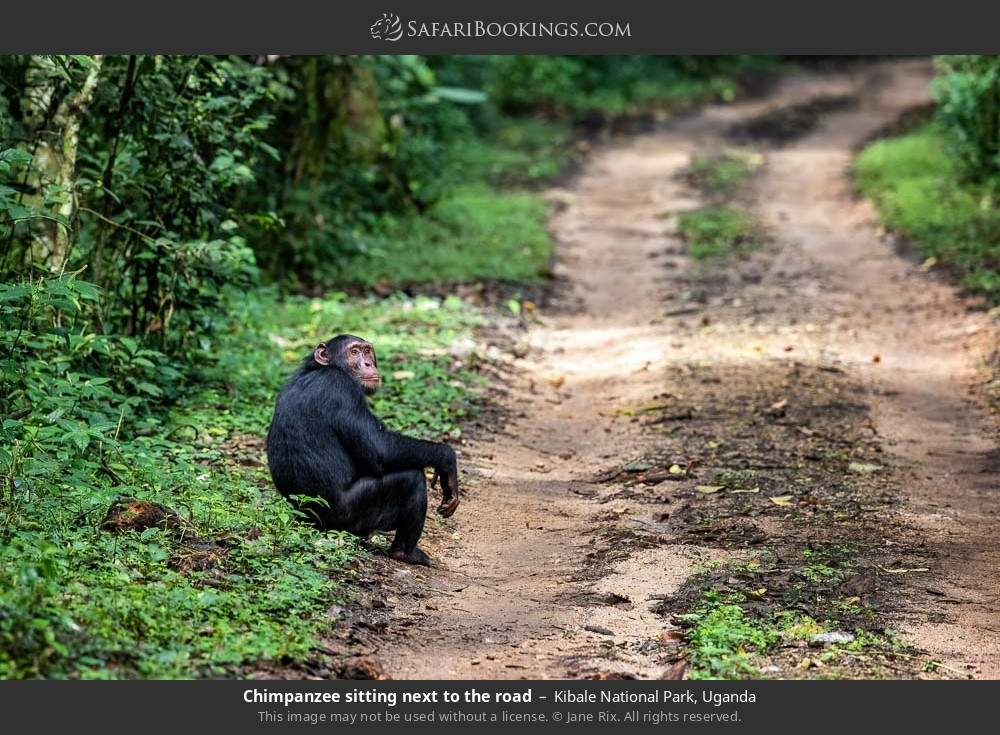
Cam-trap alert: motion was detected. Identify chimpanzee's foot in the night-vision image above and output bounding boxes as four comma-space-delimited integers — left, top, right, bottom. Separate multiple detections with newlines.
388, 546, 431, 566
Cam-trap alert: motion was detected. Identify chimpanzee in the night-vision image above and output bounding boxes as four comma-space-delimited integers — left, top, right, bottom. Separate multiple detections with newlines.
266, 334, 459, 565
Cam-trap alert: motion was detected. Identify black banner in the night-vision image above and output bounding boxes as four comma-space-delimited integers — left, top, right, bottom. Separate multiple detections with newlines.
2, 0, 1000, 54
1, 680, 996, 733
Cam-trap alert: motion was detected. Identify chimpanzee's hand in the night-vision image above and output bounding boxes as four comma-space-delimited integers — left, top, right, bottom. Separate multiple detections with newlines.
436, 469, 459, 517
431, 448, 460, 518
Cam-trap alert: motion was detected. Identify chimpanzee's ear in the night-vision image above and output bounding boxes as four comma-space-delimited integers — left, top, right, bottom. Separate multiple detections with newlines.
313, 344, 330, 366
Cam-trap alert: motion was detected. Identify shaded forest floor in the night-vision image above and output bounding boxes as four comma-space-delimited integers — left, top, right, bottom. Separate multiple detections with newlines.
326, 59, 1000, 680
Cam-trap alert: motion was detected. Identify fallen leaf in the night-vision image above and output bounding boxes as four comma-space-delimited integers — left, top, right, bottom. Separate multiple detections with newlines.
769, 494, 794, 506
696, 485, 724, 494
668, 464, 685, 475
548, 373, 566, 389
731, 486, 760, 494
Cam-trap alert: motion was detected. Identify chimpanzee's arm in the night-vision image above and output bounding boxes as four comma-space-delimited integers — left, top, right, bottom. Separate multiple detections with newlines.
333, 398, 456, 482
373, 429, 456, 478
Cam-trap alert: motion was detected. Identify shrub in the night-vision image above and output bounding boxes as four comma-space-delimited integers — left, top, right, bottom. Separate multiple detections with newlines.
934, 55, 1000, 181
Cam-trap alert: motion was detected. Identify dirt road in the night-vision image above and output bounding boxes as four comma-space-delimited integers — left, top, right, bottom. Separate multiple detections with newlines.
361, 59, 999, 679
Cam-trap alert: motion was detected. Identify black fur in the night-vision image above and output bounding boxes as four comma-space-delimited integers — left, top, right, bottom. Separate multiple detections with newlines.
266, 334, 456, 561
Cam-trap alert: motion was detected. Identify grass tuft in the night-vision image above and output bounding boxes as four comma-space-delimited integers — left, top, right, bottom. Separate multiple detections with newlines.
677, 206, 757, 259
687, 149, 764, 196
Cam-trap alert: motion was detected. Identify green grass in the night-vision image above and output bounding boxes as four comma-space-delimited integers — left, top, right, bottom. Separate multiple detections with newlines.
677, 206, 757, 259
345, 185, 553, 286
677, 593, 779, 679
688, 149, 764, 195
0, 291, 482, 679
855, 123, 1000, 300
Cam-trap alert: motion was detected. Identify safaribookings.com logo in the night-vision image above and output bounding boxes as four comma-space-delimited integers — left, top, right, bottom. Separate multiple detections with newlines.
370, 13, 404, 41
370, 14, 631, 41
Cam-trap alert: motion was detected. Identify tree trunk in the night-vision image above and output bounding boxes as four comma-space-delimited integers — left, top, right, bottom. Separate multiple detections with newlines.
25, 56, 104, 272
49, 56, 104, 273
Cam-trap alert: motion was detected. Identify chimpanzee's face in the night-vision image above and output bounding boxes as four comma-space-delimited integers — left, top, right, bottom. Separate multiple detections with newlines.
312, 335, 381, 395
342, 339, 381, 395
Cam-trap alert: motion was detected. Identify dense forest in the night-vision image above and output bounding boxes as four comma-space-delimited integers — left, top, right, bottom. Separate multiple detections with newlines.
1, 55, 998, 679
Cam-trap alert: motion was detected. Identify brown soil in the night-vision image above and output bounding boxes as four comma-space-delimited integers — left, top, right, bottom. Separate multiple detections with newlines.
345, 59, 1000, 680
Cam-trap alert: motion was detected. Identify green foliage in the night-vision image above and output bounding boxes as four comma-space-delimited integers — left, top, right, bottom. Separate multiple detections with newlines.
2, 56, 275, 352
677, 592, 778, 679
0, 286, 482, 678
855, 123, 1000, 299
0, 489, 361, 679
1, 275, 179, 494
448, 118, 577, 188
933, 55, 1000, 180
195, 290, 483, 440
439, 56, 778, 118
800, 546, 853, 586
245, 55, 478, 283
677, 206, 757, 259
